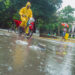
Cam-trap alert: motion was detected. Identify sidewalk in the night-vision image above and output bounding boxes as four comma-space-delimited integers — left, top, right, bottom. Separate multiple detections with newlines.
33, 35, 75, 43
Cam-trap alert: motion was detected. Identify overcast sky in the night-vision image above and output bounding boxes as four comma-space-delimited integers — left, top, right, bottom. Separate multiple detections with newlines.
60, 0, 75, 9
60, 0, 75, 15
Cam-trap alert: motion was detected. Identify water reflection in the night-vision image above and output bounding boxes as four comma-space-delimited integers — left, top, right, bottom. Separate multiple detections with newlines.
13, 45, 27, 68
0, 35, 75, 75
56, 44, 67, 56
12, 38, 31, 69
44, 43, 75, 75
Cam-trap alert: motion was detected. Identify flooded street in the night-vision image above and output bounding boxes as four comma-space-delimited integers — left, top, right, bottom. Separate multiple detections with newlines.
0, 33, 75, 75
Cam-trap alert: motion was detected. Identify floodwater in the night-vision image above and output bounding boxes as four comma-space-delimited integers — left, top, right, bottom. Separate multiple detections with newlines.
0, 33, 75, 75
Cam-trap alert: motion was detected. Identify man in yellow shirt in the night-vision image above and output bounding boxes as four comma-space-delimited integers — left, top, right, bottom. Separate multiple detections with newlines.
19, 1, 33, 35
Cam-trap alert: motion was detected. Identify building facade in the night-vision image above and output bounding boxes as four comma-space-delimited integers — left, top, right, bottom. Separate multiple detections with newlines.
69, 22, 75, 37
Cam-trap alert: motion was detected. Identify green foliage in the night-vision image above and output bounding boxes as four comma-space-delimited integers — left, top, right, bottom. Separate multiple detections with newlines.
62, 5, 75, 15
37, 18, 44, 28
8, 21, 12, 28
0, 0, 62, 29
13, 12, 20, 20
55, 5, 75, 35
4, 0, 10, 8
58, 5, 75, 24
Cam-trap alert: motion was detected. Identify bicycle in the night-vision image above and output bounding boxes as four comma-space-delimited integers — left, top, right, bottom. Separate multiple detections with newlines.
8, 19, 34, 39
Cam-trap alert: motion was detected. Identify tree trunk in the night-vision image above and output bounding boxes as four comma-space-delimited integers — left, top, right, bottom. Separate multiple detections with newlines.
58, 25, 60, 36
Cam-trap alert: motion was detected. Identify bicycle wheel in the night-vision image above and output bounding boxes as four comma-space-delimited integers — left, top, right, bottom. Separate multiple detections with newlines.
14, 26, 19, 34
26, 29, 33, 39
8, 25, 13, 33
12, 23, 18, 33
8, 23, 17, 34
15, 27, 20, 34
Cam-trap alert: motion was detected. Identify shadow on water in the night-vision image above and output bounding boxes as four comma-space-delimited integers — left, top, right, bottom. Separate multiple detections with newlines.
0, 35, 75, 75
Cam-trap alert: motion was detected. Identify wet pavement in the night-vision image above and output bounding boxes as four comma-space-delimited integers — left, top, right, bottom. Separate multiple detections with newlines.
0, 33, 75, 75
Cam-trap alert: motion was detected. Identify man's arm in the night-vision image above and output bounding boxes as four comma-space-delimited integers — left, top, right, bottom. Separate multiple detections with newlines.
19, 7, 24, 16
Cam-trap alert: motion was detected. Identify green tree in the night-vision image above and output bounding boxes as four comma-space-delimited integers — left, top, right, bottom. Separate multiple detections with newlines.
0, 0, 62, 29
58, 5, 75, 23
57, 5, 75, 35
